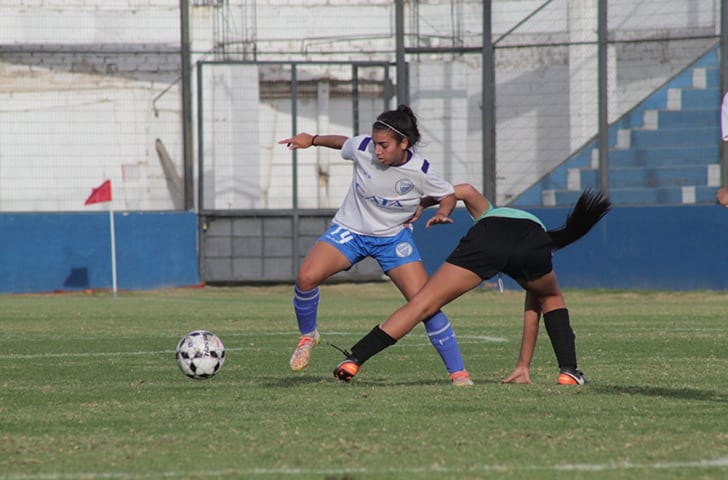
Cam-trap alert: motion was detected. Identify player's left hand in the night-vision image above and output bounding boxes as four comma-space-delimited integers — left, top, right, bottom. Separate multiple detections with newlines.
501, 367, 532, 384
425, 214, 453, 228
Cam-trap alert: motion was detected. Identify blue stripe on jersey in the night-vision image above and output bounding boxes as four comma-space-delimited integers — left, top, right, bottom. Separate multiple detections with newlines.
421, 159, 430, 173
358, 137, 371, 151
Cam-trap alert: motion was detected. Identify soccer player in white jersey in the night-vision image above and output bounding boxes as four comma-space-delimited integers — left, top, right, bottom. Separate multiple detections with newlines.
279, 104, 472, 386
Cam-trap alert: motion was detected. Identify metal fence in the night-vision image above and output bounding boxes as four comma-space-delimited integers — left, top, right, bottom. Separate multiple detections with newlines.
0, 2, 182, 212
0, 0, 724, 213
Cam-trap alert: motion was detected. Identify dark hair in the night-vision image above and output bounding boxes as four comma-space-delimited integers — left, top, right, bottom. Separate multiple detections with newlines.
372, 104, 421, 148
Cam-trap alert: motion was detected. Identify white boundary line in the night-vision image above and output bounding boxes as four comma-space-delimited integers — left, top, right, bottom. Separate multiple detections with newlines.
5, 334, 507, 359
2, 457, 727, 479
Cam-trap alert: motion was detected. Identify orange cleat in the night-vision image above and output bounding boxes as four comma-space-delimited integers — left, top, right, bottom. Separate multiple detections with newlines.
450, 370, 474, 387
557, 369, 588, 385
289, 330, 320, 371
333, 359, 360, 382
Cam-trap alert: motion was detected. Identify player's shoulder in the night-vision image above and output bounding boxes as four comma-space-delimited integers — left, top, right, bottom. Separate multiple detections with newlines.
404, 149, 435, 175
343, 135, 374, 159
346, 135, 373, 151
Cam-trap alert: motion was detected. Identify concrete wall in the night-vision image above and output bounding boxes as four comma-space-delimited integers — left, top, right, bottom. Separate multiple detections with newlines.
2, 204, 727, 293
415, 204, 728, 291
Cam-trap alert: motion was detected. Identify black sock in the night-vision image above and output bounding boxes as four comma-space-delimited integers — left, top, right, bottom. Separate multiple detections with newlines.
543, 308, 577, 371
349, 325, 397, 365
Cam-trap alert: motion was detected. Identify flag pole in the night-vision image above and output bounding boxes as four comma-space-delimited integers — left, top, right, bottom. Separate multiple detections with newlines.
109, 204, 118, 298
84, 179, 116, 296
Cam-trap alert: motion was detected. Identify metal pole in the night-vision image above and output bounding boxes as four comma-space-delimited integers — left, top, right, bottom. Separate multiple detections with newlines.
196, 64, 204, 211
721, 0, 728, 187
180, 0, 194, 210
482, 0, 496, 203
352, 65, 360, 135
291, 64, 300, 277
598, 0, 609, 194
395, 0, 409, 105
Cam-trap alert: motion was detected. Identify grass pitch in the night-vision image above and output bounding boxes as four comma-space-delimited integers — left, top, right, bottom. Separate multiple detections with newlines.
1, 283, 727, 479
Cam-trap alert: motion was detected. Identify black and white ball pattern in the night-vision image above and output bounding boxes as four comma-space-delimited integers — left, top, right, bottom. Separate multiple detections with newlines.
175, 330, 226, 379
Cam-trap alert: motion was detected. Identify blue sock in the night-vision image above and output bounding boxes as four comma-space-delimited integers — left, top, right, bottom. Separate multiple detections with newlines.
293, 285, 319, 335
423, 311, 465, 374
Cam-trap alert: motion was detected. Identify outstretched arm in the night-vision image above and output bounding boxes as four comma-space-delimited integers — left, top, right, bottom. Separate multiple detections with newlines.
409, 183, 491, 227
279, 132, 348, 150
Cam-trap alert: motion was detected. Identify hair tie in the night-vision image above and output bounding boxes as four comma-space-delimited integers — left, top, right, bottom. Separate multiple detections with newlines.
375, 119, 407, 139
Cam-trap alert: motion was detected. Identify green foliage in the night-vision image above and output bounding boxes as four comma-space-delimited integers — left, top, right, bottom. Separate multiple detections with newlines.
1, 285, 727, 479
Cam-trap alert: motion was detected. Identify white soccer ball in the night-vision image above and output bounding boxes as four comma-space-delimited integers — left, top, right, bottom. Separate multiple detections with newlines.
175, 330, 226, 379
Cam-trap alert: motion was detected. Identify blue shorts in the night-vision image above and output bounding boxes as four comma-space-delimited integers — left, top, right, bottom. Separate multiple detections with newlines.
319, 224, 422, 273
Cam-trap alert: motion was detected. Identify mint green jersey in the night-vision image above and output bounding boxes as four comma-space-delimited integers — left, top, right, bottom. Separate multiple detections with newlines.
475, 204, 546, 230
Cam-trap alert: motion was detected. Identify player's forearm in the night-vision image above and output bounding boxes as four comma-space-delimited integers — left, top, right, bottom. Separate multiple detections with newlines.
433, 194, 457, 218
515, 310, 540, 368
313, 134, 348, 149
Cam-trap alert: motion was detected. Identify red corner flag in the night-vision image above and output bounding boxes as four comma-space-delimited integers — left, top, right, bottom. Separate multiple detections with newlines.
84, 180, 112, 205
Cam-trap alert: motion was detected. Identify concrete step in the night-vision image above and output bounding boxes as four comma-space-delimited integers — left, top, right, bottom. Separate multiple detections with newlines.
546, 185, 718, 207
695, 66, 720, 89
606, 145, 718, 168
571, 164, 720, 189
624, 126, 719, 148
668, 87, 720, 110
644, 108, 718, 129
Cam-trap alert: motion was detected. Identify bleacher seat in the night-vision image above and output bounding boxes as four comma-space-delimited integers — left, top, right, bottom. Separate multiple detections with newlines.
513, 44, 721, 207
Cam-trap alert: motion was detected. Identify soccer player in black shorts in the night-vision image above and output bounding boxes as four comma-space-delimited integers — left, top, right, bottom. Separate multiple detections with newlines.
333, 185, 611, 385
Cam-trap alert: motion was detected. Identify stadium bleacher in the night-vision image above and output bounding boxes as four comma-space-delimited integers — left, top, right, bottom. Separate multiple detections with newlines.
514, 45, 721, 207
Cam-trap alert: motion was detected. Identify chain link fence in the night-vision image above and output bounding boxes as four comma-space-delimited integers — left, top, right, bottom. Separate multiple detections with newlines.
0, 0, 722, 212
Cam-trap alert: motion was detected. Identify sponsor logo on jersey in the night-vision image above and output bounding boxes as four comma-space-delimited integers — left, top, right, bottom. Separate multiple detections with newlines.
395, 179, 414, 195
395, 242, 414, 258
355, 182, 405, 209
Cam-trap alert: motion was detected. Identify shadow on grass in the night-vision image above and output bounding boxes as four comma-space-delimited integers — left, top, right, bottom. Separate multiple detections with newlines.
262, 375, 330, 387
263, 375, 463, 388
592, 383, 728, 403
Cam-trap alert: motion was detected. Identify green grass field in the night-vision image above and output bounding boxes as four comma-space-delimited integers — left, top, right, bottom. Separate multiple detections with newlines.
2, 283, 727, 480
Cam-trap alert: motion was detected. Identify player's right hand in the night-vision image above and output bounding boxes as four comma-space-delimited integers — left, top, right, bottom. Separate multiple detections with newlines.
279, 132, 315, 150
403, 206, 425, 227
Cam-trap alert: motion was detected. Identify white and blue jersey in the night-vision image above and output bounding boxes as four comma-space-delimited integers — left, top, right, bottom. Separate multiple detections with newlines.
321, 135, 454, 271
334, 135, 454, 237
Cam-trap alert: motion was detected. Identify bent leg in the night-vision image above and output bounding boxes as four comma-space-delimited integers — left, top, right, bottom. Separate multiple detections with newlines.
295, 242, 350, 323
343, 262, 481, 377
293, 242, 350, 335
382, 262, 483, 340
296, 241, 352, 291
387, 262, 467, 374
290, 242, 352, 371
523, 272, 578, 372
294, 242, 351, 334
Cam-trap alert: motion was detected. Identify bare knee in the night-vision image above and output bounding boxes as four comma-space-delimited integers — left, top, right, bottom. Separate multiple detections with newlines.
539, 295, 566, 313
524, 272, 566, 313
296, 266, 323, 291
